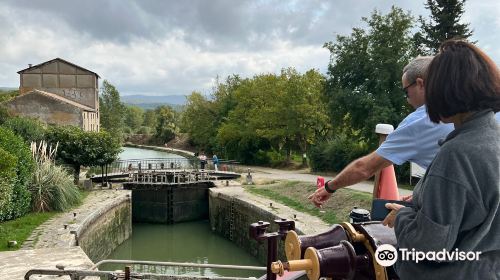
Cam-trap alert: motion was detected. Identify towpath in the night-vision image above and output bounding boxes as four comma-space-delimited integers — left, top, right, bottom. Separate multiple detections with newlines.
0, 190, 129, 279
243, 166, 413, 196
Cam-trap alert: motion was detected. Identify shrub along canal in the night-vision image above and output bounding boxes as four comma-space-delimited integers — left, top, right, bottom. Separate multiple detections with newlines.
103, 147, 262, 278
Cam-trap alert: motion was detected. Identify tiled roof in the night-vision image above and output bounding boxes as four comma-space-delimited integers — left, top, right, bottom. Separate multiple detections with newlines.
17, 57, 100, 78
22, 90, 96, 112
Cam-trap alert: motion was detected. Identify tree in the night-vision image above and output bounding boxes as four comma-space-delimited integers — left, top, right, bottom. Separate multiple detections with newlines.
0, 127, 34, 221
215, 69, 329, 164
324, 6, 417, 149
46, 126, 122, 183
2, 117, 46, 143
142, 109, 157, 131
216, 77, 272, 163
92, 130, 122, 185
124, 105, 144, 132
154, 105, 177, 144
415, 0, 473, 53
100, 80, 125, 140
180, 92, 218, 151
243, 69, 329, 162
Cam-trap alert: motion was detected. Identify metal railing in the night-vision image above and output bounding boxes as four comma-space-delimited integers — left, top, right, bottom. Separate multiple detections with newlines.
105, 158, 240, 174
90, 158, 241, 185
25, 259, 265, 280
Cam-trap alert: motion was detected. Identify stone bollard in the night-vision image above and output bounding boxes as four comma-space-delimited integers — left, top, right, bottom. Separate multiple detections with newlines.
7, 240, 17, 248
83, 179, 93, 190
246, 168, 253, 185
56, 263, 65, 271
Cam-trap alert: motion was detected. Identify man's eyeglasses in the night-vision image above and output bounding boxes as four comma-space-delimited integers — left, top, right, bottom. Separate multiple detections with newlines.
403, 81, 416, 98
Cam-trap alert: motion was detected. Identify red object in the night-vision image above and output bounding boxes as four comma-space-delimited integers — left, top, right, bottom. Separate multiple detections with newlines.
317, 176, 325, 189
376, 165, 399, 200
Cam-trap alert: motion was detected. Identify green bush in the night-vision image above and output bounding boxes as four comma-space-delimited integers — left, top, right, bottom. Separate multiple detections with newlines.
309, 135, 369, 172
267, 149, 286, 167
30, 160, 81, 212
0, 90, 19, 103
310, 135, 412, 184
254, 149, 271, 165
0, 106, 11, 126
137, 126, 151, 135
2, 117, 46, 143
252, 149, 296, 167
0, 148, 16, 217
123, 126, 132, 134
0, 127, 34, 221
395, 162, 411, 185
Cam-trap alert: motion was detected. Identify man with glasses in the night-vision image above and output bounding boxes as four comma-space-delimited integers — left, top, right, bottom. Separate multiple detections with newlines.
309, 56, 453, 206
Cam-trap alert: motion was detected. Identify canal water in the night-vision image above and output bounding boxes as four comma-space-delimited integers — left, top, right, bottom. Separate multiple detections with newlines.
106, 147, 262, 278
102, 221, 263, 278
119, 146, 185, 160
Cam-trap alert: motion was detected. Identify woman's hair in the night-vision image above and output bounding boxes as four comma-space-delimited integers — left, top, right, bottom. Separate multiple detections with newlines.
425, 40, 500, 123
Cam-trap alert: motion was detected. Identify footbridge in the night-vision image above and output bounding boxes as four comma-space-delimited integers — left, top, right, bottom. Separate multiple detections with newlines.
90, 158, 241, 184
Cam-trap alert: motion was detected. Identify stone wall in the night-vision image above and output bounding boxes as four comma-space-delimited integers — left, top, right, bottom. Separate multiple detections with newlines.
209, 188, 321, 264
6, 91, 84, 127
77, 195, 132, 262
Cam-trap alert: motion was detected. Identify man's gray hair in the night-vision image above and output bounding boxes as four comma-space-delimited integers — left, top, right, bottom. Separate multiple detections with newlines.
403, 56, 434, 83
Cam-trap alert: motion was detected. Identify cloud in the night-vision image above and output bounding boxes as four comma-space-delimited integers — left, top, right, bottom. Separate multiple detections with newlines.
0, 0, 498, 96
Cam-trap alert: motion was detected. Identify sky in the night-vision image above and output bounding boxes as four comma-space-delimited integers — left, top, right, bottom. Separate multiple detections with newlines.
1, 0, 499, 96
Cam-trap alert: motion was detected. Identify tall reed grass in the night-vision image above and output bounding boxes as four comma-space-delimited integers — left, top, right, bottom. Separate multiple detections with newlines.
29, 142, 81, 212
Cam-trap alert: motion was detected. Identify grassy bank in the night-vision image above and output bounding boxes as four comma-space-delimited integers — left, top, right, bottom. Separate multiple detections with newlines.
245, 181, 372, 224
0, 190, 90, 251
0, 212, 56, 251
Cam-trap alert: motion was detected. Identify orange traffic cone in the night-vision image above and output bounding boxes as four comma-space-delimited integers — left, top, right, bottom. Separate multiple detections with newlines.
317, 176, 325, 189
376, 165, 399, 200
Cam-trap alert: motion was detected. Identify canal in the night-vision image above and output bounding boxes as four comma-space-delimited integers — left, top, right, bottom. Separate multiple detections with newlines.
119, 146, 186, 160
101, 147, 262, 278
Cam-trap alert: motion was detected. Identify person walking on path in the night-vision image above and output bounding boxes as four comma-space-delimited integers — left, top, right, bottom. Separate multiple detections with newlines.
212, 154, 219, 171
198, 152, 207, 170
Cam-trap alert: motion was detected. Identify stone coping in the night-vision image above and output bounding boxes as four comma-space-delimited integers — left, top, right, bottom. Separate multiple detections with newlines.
23, 190, 131, 249
0, 247, 98, 279
0, 190, 130, 278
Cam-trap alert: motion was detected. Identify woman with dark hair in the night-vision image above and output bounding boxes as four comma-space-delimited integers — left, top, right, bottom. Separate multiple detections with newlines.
383, 40, 500, 279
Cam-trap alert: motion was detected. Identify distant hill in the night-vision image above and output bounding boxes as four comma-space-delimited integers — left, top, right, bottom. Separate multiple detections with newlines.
126, 103, 184, 111
121, 95, 187, 106
0, 87, 19, 103
0, 87, 17, 92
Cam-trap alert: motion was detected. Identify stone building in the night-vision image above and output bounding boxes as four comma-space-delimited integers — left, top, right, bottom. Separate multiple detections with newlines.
5, 58, 100, 131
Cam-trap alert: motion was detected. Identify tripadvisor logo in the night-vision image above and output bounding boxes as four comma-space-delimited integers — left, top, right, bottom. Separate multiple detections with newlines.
375, 244, 398, 266
374, 244, 482, 266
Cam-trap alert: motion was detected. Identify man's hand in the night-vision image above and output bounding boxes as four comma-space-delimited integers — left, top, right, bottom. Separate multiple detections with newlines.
308, 187, 332, 208
400, 194, 413, 202
382, 203, 405, 228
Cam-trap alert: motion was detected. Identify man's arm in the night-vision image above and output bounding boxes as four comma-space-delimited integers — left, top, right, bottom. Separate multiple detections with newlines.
309, 151, 392, 208
332, 151, 392, 189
